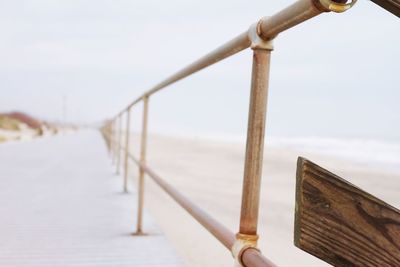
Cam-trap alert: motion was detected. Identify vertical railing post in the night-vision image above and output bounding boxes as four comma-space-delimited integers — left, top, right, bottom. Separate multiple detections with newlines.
111, 119, 116, 164
123, 107, 131, 193
109, 122, 112, 153
135, 96, 149, 235
116, 114, 123, 174
113, 117, 118, 164
106, 123, 112, 154
234, 27, 273, 266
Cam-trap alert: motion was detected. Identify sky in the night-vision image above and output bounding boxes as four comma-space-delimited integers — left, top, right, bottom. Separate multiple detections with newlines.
0, 0, 399, 140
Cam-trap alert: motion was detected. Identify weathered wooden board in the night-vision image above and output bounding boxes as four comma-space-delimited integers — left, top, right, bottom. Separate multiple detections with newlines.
370, 0, 400, 17
294, 157, 400, 267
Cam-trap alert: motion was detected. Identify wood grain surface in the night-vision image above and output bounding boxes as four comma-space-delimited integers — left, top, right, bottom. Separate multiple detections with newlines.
370, 0, 400, 17
294, 157, 400, 267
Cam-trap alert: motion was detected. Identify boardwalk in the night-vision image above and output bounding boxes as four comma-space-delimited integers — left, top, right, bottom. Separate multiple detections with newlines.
0, 130, 183, 267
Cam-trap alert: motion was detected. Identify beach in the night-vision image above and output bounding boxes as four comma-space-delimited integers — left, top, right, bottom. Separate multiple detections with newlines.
124, 134, 400, 267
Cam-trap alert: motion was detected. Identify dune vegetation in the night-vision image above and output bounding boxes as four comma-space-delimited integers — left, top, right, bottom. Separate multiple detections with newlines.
0, 112, 46, 143
0, 115, 21, 131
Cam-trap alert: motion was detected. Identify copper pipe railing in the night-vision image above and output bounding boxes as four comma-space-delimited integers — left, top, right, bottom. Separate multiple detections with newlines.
100, 0, 357, 266
136, 96, 149, 235
116, 114, 123, 174
123, 107, 131, 193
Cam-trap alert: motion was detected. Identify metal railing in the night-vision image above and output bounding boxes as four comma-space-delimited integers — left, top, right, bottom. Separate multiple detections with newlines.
100, 1, 357, 266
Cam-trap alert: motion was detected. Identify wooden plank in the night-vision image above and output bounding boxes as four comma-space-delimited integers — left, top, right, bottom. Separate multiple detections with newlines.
370, 0, 400, 17
294, 157, 400, 267
0, 130, 184, 267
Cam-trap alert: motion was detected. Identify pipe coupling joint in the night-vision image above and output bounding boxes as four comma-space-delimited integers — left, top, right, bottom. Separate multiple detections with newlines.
248, 21, 274, 50
232, 233, 259, 266
317, 0, 357, 13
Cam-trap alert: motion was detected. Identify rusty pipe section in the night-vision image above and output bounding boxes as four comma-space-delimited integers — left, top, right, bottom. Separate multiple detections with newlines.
127, 154, 275, 267
242, 248, 277, 267
132, 155, 236, 249
135, 96, 149, 234
239, 49, 272, 238
145, 32, 251, 97
126, 31, 251, 110
120, 0, 355, 113
258, 0, 356, 40
123, 107, 131, 193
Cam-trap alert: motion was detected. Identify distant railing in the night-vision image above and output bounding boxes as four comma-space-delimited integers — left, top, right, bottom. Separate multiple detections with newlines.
100, 1, 357, 266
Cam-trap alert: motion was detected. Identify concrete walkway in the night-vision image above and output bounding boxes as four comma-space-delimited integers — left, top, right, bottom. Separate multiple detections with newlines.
0, 130, 183, 267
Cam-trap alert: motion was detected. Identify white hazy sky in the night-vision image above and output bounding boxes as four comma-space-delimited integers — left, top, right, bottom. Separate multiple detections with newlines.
1, 0, 399, 140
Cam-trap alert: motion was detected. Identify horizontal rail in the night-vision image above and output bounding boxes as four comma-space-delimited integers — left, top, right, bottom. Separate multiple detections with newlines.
258, 0, 325, 40
128, 153, 235, 249
242, 248, 277, 267
127, 153, 276, 267
125, 32, 251, 110
114, 0, 356, 117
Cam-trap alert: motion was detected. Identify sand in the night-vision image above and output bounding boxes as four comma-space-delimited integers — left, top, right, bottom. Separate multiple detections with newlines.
123, 134, 400, 267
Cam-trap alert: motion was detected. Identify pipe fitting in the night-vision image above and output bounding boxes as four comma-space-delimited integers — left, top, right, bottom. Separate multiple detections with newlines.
232, 233, 259, 266
248, 21, 274, 50
317, 0, 357, 13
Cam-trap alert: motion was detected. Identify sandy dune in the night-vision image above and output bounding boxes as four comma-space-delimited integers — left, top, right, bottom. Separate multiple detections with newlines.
123, 134, 400, 267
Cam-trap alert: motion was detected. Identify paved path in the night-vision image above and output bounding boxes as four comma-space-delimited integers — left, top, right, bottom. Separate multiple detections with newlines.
0, 130, 183, 267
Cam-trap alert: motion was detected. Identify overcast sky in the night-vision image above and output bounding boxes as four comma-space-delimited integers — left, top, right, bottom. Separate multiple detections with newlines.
1, 0, 399, 140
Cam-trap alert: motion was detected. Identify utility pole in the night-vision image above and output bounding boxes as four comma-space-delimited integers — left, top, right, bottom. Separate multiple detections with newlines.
62, 95, 67, 125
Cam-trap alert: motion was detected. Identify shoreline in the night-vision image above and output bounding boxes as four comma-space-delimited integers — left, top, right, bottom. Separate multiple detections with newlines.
127, 132, 400, 174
